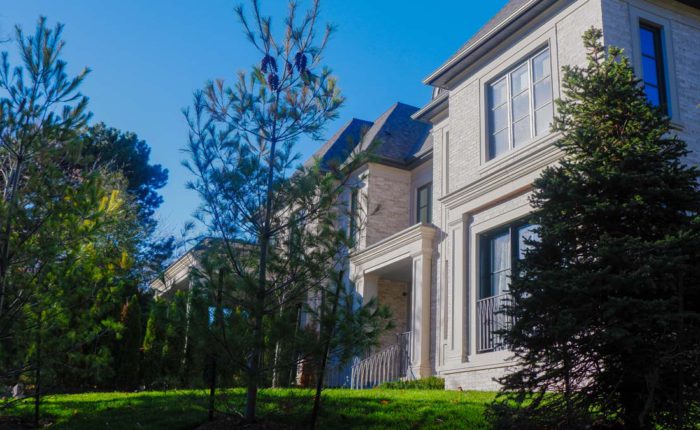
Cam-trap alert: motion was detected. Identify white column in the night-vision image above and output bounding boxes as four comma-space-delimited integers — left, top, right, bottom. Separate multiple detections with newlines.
410, 251, 432, 378
358, 273, 379, 306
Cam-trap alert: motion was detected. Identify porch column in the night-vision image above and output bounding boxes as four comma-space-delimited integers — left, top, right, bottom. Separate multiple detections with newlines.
410, 250, 432, 378
357, 273, 379, 306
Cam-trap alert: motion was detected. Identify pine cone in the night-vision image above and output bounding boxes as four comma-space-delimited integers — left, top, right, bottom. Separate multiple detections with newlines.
267, 72, 280, 91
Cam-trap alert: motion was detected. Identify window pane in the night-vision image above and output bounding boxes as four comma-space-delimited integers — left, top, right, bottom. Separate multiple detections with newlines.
640, 27, 656, 57
489, 78, 508, 106
532, 49, 551, 81
513, 115, 531, 147
490, 129, 509, 158
642, 56, 659, 86
535, 103, 553, 136
511, 64, 529, 95
534, 76, 552, 109
490, 104, 508, 132
644, 85, 660, 106
490, 232, 511, 296
512, 91, 530, 121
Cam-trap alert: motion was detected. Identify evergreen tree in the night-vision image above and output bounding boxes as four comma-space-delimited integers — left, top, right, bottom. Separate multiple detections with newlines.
142, 299, 168, 388
116, 295, 143, 391
183, 0, 384, 421
492, 28, 700, 430
161, 291, 188, 387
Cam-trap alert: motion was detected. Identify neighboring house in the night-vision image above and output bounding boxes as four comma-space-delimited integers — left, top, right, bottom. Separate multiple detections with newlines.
150, 245, 201, 299
153, 0, 700, 390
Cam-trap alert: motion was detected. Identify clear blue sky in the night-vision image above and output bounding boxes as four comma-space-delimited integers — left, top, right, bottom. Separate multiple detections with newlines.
1, 0, 507, 238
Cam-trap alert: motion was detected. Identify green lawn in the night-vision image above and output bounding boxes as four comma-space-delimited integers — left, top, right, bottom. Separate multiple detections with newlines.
5, 388, 496, 429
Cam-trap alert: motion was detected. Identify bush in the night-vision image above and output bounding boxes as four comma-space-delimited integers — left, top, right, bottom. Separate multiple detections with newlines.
378, 377, 444, 390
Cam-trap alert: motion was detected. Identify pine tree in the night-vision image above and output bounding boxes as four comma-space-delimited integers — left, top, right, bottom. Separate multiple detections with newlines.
492, 28, 700, 430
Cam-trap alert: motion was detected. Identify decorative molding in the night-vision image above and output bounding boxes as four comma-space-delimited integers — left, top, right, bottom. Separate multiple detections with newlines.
440, 135, 562, 211
350, 223, 437, 268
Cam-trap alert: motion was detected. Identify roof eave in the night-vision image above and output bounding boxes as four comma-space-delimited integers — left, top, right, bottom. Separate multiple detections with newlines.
423, 0, 554, 88
412, 92, 449, 122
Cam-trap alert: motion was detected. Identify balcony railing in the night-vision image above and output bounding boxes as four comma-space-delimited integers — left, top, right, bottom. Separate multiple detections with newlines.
476, 293, 513, 353
350, 331, 412, 389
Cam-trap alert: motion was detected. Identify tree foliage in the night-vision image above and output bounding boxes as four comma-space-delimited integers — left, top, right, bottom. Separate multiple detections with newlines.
184, 0, 388, 421
0, 18, 168, 420
492, 28, 700, 430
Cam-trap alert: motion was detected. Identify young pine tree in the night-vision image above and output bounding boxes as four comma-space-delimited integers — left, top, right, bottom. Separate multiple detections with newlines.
493, 28, 700, 430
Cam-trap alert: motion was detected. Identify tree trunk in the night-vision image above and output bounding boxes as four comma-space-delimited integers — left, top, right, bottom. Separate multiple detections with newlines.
208, 355, 217, 422
208, 269, 224, 422
245, 138, 278, 422
308, 272, 343, 430
34, 315, 42, 428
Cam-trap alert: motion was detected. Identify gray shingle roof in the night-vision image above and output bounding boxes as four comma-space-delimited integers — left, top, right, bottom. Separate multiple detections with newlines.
358, 102, 432, 166
304, 118, 373, 170
304, 103, 432, 171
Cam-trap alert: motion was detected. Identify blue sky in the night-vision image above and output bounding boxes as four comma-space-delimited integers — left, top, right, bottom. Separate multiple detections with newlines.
1, 0, 507, 238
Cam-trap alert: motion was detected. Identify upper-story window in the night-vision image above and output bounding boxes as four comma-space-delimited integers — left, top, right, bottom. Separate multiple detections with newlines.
639, 22, 668, 113
488, 47, 553, 160
416, 183, 432, 224
349, 189, 359, 242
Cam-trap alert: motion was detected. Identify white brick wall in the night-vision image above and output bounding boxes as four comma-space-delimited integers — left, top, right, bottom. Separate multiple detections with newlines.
443, 366, 511, 391
601, 0, 700, 163
364, 163, 411, 247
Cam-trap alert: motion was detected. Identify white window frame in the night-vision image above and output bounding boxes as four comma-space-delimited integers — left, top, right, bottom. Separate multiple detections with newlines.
486, 45, 553, 161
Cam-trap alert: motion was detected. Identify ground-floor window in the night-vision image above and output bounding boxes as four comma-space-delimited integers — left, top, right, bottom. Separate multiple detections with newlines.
477, 221, 538, 352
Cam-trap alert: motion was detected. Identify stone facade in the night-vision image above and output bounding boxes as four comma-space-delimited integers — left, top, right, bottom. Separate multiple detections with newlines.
350, 0, 699, 392
410, 0, 699, 391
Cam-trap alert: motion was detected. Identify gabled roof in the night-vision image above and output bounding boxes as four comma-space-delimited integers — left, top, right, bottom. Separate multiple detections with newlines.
304, 102, 432, 171
358, 102, 432, 167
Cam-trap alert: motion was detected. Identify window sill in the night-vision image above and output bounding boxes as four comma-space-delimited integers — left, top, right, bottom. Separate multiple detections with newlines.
479, 131, 561, 177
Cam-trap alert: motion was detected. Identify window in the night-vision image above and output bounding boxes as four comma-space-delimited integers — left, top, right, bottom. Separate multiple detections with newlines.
488, 47, 553, 160
416, 183, 432, 224
288, 209, 305, 253
479, 222, 539, 299
639, 22, 667, 112
349, 189, 359, 242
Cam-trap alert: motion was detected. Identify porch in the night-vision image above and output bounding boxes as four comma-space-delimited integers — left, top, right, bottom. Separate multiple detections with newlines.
349, 223, 437, 388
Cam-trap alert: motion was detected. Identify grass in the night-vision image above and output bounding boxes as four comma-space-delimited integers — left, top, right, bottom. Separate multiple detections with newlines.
4, 388, 497, 429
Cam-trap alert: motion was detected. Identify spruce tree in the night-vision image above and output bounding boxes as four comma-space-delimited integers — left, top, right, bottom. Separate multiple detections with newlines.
493, 28, 700, 430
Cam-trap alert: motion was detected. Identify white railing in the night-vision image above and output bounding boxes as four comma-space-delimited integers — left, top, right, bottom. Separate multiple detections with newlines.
476, 293, 513, 353
350, 331, 412, 389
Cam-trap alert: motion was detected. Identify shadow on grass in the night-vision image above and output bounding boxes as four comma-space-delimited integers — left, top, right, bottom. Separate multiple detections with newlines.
5, 389, 493, 430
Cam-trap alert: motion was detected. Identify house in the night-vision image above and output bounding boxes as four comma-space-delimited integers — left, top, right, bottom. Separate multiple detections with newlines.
152, 0, 700, 391
347, 0, 700, 390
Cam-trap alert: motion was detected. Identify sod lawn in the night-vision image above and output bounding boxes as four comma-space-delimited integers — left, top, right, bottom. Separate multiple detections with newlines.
4, 388, 496, 429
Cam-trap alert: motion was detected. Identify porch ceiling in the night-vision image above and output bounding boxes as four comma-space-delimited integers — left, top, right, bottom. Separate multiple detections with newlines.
370, 256, 412, 283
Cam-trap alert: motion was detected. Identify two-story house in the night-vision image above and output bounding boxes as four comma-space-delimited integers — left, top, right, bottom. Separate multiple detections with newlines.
153, 0, 700, 391
347, 0, 700, 390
